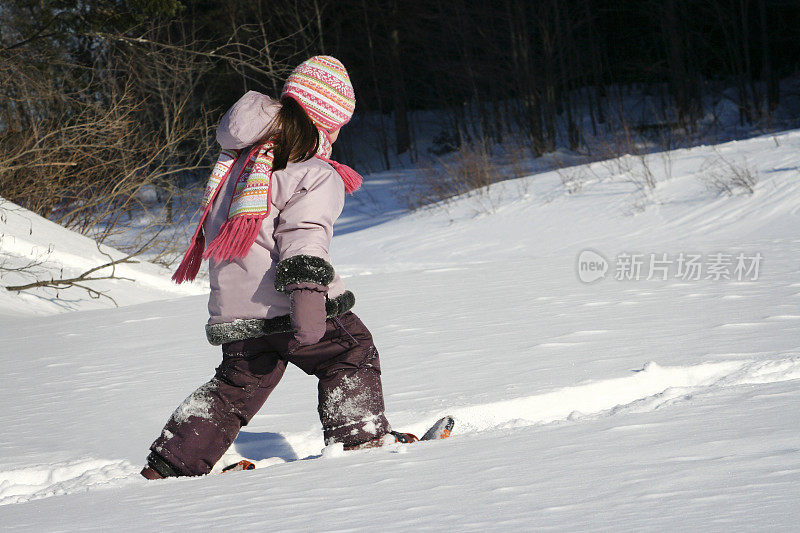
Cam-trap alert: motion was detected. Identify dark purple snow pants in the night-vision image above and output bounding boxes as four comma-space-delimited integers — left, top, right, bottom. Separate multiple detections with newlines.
149, 311, 390, 476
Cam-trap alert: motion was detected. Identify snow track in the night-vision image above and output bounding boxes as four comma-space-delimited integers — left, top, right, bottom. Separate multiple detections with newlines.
0, 458, 138, 506
3, 357, 798, 507
441, 357, 800, 433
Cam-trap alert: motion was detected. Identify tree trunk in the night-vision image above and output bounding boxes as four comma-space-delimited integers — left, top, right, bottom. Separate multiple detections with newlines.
388, 1, 410, 155
361, 0, 390, 169
758, 0, 778, 116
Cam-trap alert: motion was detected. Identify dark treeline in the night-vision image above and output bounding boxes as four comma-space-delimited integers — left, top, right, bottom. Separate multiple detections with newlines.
340, 0, 800, 158
2, 0, 799, 221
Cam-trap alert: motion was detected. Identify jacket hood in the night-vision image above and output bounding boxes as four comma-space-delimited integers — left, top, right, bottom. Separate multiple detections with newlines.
216, 91, 279, 150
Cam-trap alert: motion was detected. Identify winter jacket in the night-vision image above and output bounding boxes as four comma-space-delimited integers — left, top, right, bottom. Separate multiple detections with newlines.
203, 91, 354, 345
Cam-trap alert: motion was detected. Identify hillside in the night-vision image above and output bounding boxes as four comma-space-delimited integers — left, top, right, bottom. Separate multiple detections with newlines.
1, 130, 799, 531
0, 198, 206, 316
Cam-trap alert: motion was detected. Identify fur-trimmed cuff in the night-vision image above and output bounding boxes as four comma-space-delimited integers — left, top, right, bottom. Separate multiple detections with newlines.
325, 289, 355, 317
275, 255, 335, 293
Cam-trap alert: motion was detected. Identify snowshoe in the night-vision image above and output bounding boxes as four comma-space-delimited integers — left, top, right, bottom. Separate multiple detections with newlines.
421, 415, 454, 441
221, 460, 255, 473
344, 416, 454, 450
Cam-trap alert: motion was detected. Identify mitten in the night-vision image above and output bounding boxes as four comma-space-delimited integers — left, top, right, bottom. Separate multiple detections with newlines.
287, 282, 328, 346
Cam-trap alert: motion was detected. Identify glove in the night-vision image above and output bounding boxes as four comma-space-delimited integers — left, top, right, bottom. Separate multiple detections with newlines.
287, 282, 328, 347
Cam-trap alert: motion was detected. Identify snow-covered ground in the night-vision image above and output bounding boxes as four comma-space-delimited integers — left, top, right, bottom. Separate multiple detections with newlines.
0, 199, 206, 316
1, 130, 799, 531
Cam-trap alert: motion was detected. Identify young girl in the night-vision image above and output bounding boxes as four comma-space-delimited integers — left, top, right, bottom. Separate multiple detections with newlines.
141, 56, 414, 479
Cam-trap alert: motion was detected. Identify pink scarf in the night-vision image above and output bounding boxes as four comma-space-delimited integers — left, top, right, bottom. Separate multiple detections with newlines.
172, 132, 362, 284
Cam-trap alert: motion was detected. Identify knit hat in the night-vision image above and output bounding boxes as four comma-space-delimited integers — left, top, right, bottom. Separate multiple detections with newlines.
281, 55, 356, 132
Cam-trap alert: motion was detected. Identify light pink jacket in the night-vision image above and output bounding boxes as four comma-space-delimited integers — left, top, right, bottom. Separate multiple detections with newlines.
204, 91, 348, 329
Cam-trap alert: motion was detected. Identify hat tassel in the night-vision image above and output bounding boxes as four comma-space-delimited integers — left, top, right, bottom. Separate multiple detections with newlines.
317, 156, 363, 194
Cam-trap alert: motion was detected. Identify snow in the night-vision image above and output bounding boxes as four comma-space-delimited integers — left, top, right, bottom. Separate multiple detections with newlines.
0, 197, 206, 316
320, 442, 346, 459
168, 383, 215, 424
1, 130, 800, 530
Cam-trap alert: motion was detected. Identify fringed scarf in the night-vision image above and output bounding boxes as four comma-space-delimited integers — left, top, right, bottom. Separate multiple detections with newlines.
172, 130, 362, 283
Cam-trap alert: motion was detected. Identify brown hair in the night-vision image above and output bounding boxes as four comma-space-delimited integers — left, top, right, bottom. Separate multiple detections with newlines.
259, 96, 319, 171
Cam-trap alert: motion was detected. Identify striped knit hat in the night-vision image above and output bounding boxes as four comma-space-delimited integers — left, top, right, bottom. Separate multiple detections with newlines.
281, 56, 356, 132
